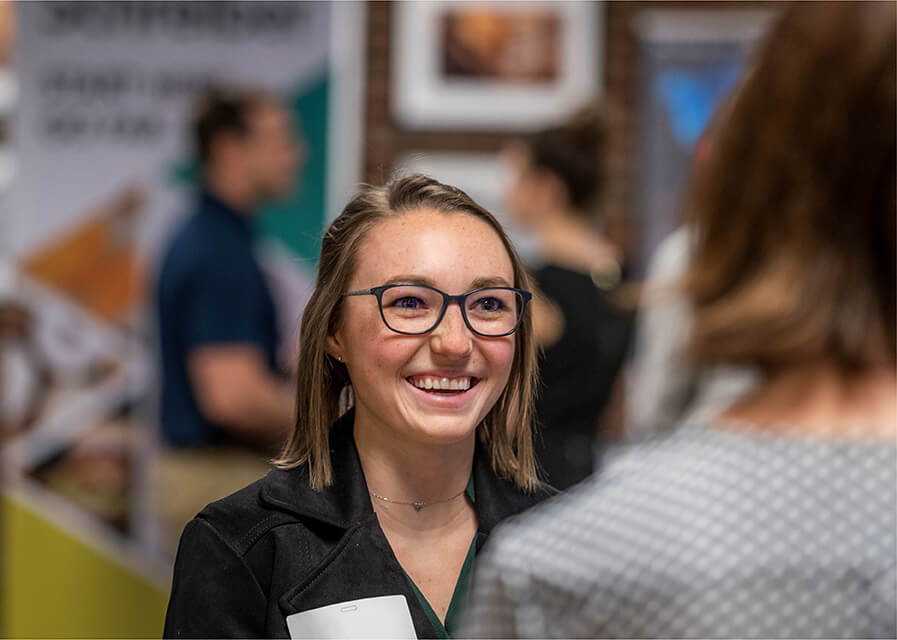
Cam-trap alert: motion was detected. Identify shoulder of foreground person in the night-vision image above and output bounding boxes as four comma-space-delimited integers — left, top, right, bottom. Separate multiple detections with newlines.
460, 423, 897, 638
458, 436, 679, 636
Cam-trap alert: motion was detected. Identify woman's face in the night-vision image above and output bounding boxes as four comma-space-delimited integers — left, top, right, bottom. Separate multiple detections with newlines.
330, 209, 517, 447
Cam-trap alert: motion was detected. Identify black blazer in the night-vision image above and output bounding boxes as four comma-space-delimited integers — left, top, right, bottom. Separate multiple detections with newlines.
163, 412, 555, 638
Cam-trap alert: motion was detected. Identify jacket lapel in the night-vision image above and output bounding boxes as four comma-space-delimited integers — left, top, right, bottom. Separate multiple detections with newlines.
472, 444, 556, 540
277, 514, 436, 637
260, 413, 440, 637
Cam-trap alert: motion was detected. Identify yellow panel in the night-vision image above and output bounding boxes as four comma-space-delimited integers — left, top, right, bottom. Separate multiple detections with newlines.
2, 494, 168, 638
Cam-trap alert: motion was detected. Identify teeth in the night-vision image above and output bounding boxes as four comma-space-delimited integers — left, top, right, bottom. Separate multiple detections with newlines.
409, 376, 473, 391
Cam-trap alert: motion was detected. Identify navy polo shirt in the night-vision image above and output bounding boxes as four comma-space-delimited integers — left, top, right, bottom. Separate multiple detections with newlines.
156, 191, 280, 447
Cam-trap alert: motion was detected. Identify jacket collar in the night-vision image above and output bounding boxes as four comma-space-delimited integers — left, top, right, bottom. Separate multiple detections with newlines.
259, 410, 553, 533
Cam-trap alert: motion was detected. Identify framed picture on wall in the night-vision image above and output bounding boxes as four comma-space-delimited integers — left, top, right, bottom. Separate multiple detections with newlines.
632, 9, 774, 275
392, 1, 602, 130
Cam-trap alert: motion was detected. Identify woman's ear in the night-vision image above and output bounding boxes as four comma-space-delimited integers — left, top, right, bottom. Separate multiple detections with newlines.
326, 332, 344, 362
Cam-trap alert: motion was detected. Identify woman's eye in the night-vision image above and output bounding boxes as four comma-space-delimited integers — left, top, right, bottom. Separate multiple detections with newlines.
394, 296, 425, 309
476, 297, 504, 312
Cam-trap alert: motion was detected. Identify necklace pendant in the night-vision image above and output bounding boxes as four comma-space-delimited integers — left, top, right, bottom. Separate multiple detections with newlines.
412, 502, 424, 512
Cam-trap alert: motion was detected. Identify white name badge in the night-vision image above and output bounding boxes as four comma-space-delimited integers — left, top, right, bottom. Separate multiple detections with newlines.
286, 595, 417, 639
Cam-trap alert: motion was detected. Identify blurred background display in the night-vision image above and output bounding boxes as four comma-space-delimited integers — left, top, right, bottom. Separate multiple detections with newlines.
2, 2, 363, 636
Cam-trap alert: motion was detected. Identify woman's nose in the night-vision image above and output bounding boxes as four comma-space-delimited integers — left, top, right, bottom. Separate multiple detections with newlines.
429, 303, 473, 358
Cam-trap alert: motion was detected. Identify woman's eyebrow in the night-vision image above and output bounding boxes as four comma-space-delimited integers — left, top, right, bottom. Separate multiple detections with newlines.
383, 275, 436, 287
382, 275, 514, 289
470, 277, 513, 289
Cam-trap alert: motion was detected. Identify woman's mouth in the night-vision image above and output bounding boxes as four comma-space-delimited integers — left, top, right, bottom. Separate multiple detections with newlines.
406, 375, 480, 395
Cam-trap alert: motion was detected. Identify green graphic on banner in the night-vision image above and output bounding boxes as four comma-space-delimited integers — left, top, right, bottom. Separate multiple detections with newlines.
256, 73, 329, 267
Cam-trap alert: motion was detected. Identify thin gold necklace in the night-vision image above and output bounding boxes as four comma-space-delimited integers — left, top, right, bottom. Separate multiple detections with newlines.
369, 487, 467, 512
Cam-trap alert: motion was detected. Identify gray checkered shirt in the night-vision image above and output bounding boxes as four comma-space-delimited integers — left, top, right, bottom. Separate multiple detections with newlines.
460, 420, 896, 638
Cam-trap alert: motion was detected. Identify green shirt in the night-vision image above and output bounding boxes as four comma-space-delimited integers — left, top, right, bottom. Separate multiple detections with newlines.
402, 477, 477, 639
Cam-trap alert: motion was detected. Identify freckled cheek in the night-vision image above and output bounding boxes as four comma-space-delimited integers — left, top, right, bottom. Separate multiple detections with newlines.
480, 338, 516, 382
348, 320, 421, 383
342, 310, 388, 378
368, 337, 419, 379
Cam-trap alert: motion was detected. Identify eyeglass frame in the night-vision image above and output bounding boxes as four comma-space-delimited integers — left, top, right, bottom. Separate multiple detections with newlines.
344, 283, 533, 338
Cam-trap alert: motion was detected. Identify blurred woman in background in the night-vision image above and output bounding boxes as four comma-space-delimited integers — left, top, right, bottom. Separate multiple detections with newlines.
503, 105, 633, 489
462, 3, 896, 636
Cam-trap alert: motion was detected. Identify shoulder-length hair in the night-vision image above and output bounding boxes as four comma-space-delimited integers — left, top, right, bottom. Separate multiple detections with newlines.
681, 1, 895, 374
275, 174, 540, 491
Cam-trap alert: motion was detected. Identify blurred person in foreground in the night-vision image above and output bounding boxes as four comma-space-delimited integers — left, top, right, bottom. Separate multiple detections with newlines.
503, 104, 633, 489
461, 3, 896, 637
164, 175, 555, 638
154, 87, 300, 545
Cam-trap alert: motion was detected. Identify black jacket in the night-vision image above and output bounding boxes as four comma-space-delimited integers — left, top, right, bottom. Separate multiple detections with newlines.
163, 412, 555, 638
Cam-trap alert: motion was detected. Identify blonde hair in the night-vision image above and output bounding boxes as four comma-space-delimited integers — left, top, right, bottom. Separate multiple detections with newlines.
275, 174, 540, 491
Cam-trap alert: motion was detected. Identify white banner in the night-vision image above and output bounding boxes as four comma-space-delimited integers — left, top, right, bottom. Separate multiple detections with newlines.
3, 5, 364, 619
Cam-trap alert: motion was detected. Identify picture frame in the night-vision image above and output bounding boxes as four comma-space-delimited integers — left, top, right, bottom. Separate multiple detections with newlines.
392, 1, 602, 131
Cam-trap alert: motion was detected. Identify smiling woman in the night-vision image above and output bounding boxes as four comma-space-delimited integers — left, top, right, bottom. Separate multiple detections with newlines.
163, 174, 556, 639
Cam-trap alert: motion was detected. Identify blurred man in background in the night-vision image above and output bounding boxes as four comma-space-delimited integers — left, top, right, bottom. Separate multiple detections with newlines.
154, 87, 300, 546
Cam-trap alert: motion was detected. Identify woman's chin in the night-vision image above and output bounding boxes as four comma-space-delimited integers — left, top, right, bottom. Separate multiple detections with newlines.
402, 414, 480, 446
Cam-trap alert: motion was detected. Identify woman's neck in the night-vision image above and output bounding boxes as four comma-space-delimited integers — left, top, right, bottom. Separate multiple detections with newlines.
204, 172, 257, 214
353, 413, 476, 533
721, 362, 897, 441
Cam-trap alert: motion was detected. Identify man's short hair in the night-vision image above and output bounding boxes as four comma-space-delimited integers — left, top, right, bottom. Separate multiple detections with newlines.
191, 86, 273, 168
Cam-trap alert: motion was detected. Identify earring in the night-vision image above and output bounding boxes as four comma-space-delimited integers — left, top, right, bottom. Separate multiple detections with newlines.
336, 355, 342, 362
338, 382, 354, 415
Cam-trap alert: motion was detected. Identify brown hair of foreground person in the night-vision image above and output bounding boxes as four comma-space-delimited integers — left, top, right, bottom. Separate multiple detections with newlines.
683, 1, 896, 374
274, 174, 540, 491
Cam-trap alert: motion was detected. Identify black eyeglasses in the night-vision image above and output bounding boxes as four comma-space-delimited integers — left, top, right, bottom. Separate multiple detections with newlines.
345, 284, 532, 338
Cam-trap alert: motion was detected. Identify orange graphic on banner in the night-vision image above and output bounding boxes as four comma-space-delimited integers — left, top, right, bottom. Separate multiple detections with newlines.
21, 187, 147, 324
